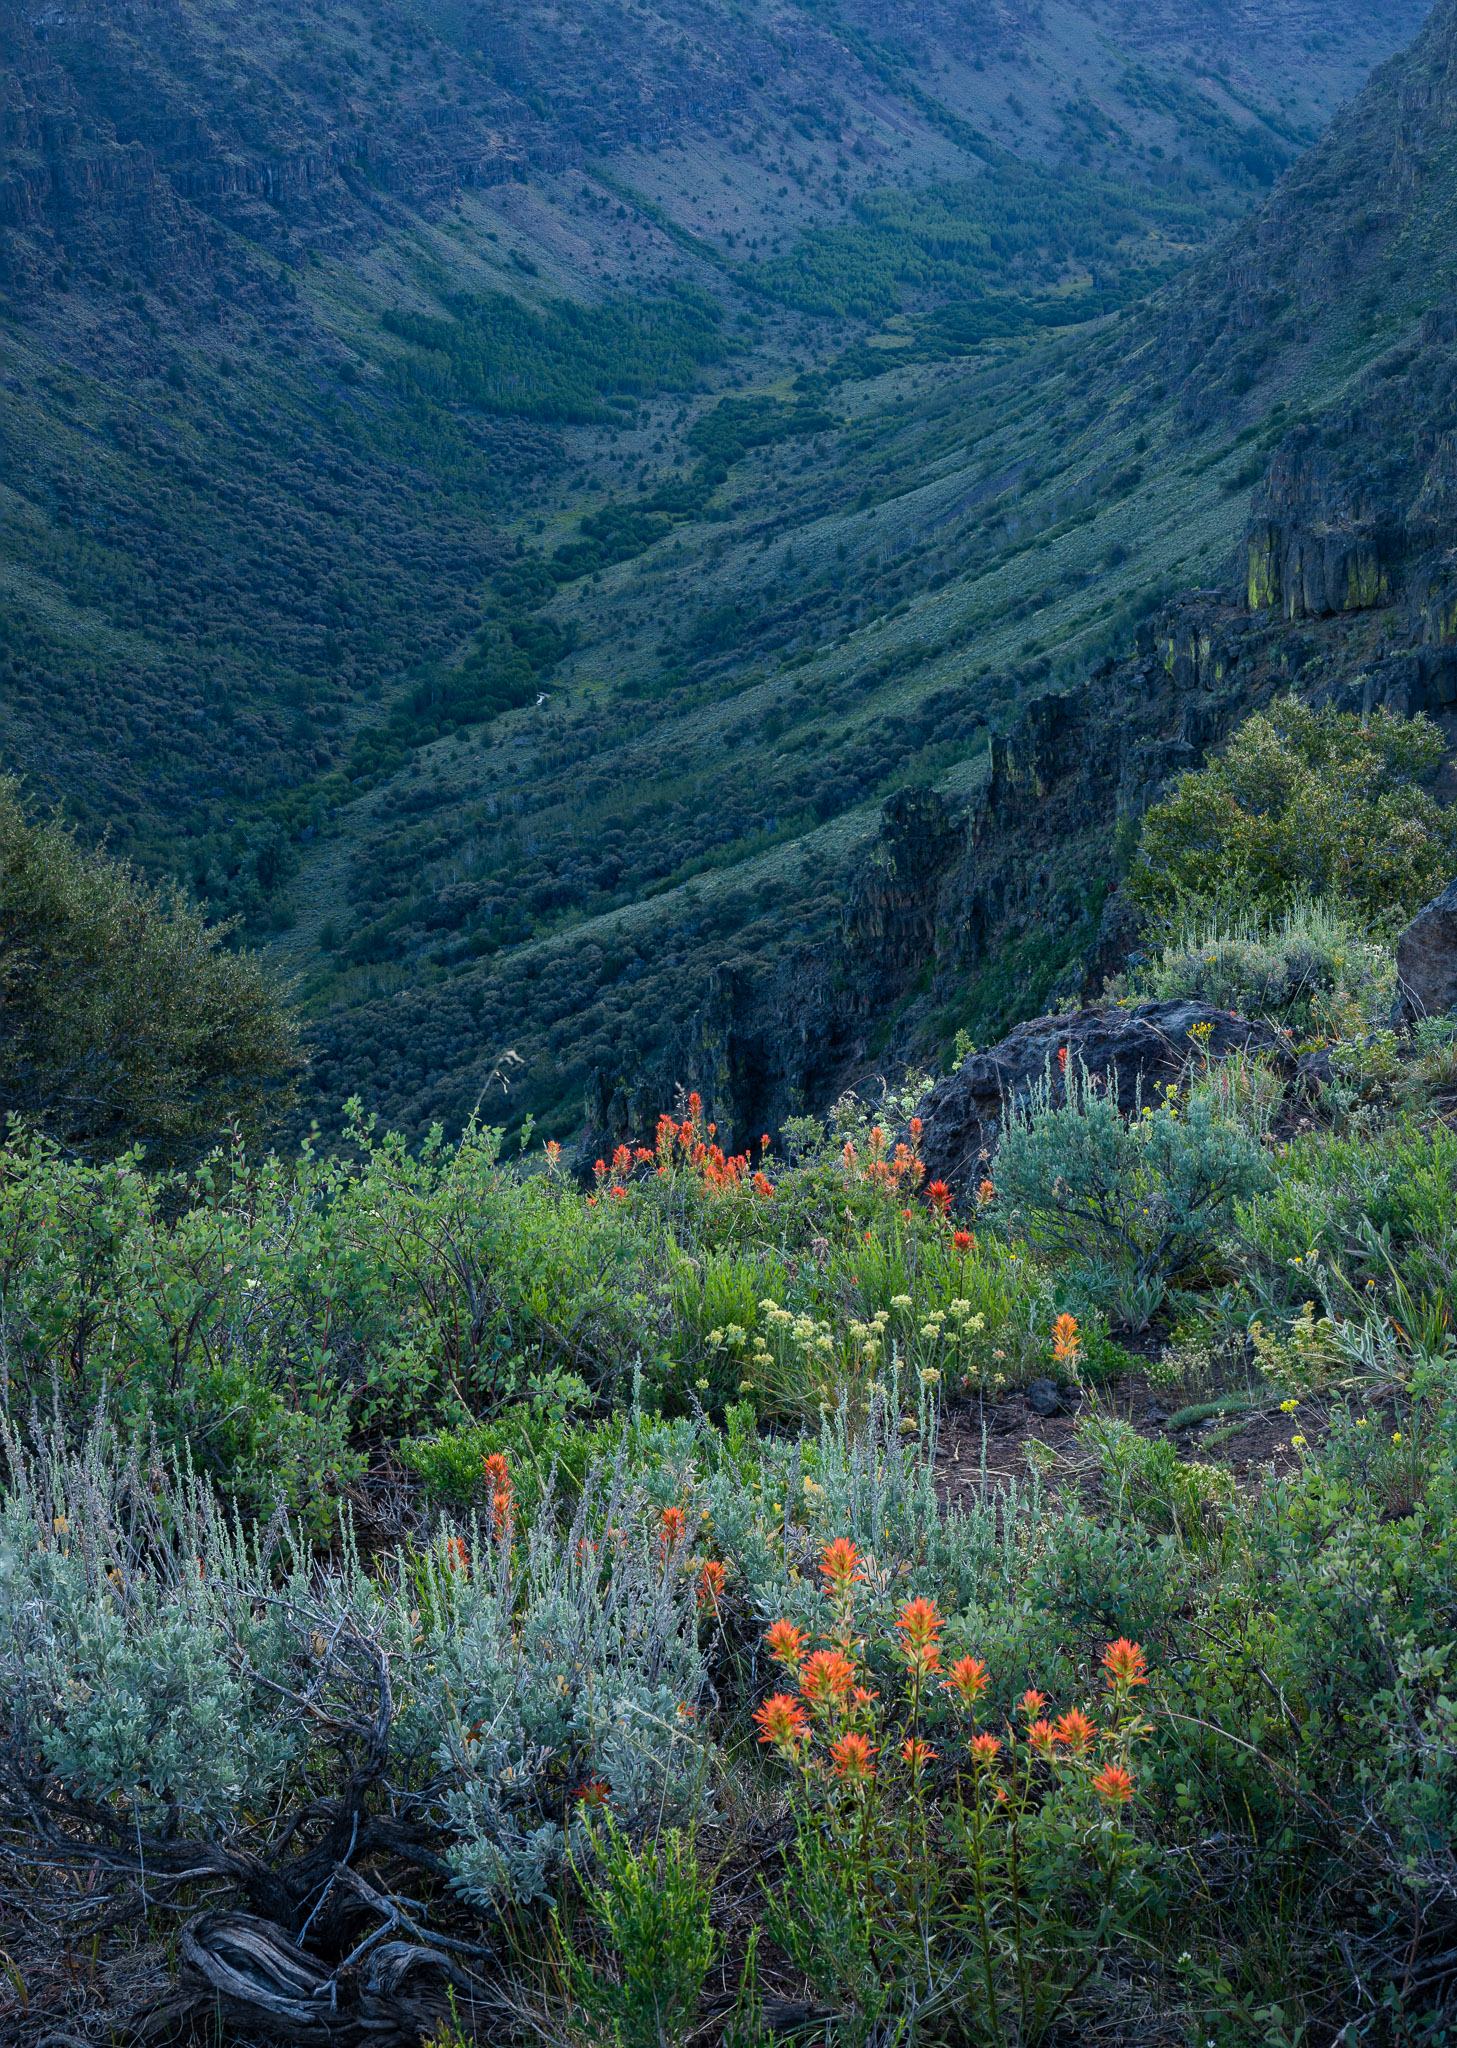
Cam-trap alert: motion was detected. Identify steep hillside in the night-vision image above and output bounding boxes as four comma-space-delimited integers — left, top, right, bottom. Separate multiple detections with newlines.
0, 0, 1438, 1140
283, 0, 1457, 1154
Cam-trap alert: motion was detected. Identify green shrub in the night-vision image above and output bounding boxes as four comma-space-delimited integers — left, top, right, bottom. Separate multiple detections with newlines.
0, 1419, 711, 1919
1127, 699, 1457, 934
0, 1114, 659, 1514
1231, 1116, 1457, 1356
0, 776, 300, 1162
1081, 1412, 1237, 1550
556, 1814, 716, 2048
401, 1393, 609, 1515
1120, 899, 1394, 1037
992, 1065, 1271, 1316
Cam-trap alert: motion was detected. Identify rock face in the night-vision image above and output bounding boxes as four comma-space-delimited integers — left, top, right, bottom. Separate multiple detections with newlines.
1396, 876, 1457, 1018
912, 1001, 1284, 1192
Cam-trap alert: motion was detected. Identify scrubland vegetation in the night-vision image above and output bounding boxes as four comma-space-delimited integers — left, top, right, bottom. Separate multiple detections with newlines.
1, 712, 1454, 2044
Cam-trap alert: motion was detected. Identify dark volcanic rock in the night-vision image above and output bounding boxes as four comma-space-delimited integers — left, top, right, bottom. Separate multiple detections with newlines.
1396, 875, 1457, 1019
1025, 1378, 1070, 1417
914, 1000, 1284, 1192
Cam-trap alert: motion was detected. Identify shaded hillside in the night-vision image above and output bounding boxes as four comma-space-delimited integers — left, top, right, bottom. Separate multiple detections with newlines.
282, 0, 1457, 1155
0, 0, 1436, 1131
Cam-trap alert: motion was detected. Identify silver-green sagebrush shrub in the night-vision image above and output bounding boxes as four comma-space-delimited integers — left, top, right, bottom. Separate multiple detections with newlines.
1118, 900, 1394, 1038
993, 1063, 1271, 1298
419, 1452, 710, 1912
0, 1419, 709, 1918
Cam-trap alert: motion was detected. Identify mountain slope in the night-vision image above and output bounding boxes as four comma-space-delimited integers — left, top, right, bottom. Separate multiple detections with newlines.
0, 0, 1439, 1141
288, 0, 1457, 1153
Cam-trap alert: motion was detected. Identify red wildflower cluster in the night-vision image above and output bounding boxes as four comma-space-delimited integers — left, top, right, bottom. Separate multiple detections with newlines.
753, 1530, 1150, 1826
630, 1095, 777, 1200
444, 1535, 470, 1574
593, 1142, 655, 1200
482, 1452, 514, 1541
1052, 1312, 1082, 1367
841, 1121, 926, 1201
697, 1559, 727, 1612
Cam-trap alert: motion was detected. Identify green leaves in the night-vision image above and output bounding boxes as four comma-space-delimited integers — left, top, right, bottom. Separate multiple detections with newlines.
1129, 700, 1457, 935
557, 1815, 716, 2048
0, 777, 301, 1165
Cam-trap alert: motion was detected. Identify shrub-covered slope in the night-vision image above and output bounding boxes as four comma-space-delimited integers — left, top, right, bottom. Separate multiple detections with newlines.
0, 0, 1439, 1146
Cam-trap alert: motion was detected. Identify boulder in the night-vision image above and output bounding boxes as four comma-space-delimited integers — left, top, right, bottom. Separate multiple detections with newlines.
1395, 876, 1457, 1021
914, 1000, 1284, 1192
1025, 1377, 1071, 1417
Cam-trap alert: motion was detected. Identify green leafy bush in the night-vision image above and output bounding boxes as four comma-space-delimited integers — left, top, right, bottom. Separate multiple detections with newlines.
0, 777, 300, 1162
555, 1815, 716, 2048
992, 1065, 1271, 1316
1128, 699, 1457, 933
1120, 899, 1394, 1037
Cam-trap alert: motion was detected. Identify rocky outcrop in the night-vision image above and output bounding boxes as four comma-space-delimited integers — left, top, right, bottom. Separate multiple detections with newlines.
911, 1000, 1283, 1192
1396, 875, 1457, 1019
1246, 300, 1457, 635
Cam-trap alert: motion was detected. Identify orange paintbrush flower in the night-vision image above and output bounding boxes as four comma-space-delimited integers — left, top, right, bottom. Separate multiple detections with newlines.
482, 1451, 514, 1539
1053, 1708, 1096, 1755
896, 1596, 943, 1649
942, 1655, 989, 1709
697, 1560, 727, 1611
1091, 1762, 1135, 1805
753, 1693, 809, 1751
820, 1536, 863, 1594
970, 1732, 1001, 1765
799, 1649, 856, 1710
829, 1731, 876, 1783
765, 1619, 807, 1669
1101, 1638, 1148, 1689
896, 1596, 944, 1678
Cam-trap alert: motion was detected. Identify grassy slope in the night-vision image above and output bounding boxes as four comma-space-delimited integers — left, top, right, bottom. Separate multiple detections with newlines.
281, 170, 1441, 1145
0, 0, 1435, 1137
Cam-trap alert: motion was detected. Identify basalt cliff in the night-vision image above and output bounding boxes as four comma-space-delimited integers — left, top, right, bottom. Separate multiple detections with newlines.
583, 287, 1457, 1157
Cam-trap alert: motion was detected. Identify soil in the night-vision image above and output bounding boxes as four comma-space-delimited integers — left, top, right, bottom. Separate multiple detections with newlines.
934, 1364, 1319, 1513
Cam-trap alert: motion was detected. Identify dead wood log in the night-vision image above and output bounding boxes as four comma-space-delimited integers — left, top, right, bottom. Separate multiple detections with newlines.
138, 1910, 474, 2046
